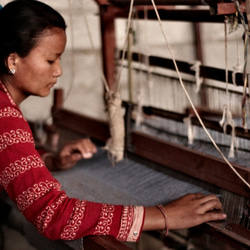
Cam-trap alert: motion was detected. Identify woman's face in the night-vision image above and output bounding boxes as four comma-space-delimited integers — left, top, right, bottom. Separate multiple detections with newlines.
8, 27, 66, 105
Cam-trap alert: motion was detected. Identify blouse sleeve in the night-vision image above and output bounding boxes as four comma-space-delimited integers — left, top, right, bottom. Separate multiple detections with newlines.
0, 105, 145, 241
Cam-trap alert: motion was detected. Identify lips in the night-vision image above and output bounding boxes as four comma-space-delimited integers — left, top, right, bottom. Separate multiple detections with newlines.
48, 83, 56, 88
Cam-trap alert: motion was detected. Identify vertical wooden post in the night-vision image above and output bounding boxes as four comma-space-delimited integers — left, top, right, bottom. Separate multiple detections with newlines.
52, 88, 64, 111
99, 5, 116, 91
246, 0, 250, 31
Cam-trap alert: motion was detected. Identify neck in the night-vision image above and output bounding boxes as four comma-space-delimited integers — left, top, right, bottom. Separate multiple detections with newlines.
1, 78, 26, 106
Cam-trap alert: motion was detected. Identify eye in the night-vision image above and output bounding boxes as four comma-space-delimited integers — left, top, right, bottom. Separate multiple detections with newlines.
48, 60, 55, 65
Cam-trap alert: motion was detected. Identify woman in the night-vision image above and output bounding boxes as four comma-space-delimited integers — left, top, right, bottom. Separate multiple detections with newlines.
0, 0, 226, 243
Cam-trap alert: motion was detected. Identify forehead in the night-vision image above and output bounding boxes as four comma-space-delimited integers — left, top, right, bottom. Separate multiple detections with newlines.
32, 28, 66, 55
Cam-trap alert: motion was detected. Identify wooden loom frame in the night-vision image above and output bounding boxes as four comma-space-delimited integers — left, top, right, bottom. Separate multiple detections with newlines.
51, 1, 250, 249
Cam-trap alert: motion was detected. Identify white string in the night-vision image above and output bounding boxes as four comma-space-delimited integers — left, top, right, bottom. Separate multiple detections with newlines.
78, 0, 110, 92
219, 19, 236, 158
64, 0, 76, 102
44, 0, 75, 124
135, 10, 144, 127
190, 60, 203, 93
78, 0, 135, 93
232, 25, 242, 86
183, 115, 195, 145
150, 0, 250, 189
116, 0, 136, 91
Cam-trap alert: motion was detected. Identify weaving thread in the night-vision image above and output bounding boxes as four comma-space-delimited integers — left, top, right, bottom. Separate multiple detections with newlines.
149, 0, 250, 189
219, 19, 236, 158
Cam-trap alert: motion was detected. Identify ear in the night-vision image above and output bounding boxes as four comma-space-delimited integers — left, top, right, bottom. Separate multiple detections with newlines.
7, 53, 17, 71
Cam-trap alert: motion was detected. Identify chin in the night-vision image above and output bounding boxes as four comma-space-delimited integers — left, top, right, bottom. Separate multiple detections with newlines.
38, 90, 51, 97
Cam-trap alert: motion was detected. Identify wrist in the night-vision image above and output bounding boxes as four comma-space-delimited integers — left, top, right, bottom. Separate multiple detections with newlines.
143, 206, 168, 232
156, 204, 169, 237
42, 152, 58, 171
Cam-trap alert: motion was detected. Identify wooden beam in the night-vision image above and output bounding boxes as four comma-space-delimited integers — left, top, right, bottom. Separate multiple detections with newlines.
130, 131, 250, 197
83, 235, 132, 250
53, 109, 110, 143
140, 105, 250, 140
119, 52, 244, 86
196, 222, 250, 248
98, 4, 130, 91
217, 2, 246, 15
113, 8, 225, 22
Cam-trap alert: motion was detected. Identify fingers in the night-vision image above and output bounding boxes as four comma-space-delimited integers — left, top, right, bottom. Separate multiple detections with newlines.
194, 194, 222, 214
57, 151, 85, 170
75, 139, 97, 158
190, 193, 227, 223
185, 193, 224, 216
60, 138, 97, 159
201, 210, 227, 223
201, 200, 223, 214
56, 138, 97, 170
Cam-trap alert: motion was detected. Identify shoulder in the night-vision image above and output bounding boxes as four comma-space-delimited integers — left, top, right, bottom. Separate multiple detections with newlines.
0, 87, 10, 106
0, 86, 23, 119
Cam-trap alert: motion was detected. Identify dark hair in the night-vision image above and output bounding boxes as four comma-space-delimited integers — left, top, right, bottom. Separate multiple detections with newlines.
0, 0, 66, 75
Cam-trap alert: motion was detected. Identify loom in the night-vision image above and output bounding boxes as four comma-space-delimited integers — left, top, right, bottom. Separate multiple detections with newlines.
42, 1, 250, 249
53, 0, 250, 249
2, 0, 250, 249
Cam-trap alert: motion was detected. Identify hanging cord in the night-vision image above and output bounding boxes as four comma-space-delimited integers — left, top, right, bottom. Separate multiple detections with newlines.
230, 9, 242, 86
139, 6, 154, 109
234, 0, 249, 130
187, 60, 203, 144
37, 0, 76, 129
134, 9, 144, 127
128, 12, 136, 103
190, 60, 203, 93
62, 0, 76, 104
183, 115, 195, 145
116, 0, 136, 92
219, 19, 237, 158
78, 0, 109, 92
150, 0, 250, 189
219, 105, 237, 158
104, 0, 136, 162
78, 0, 135, 163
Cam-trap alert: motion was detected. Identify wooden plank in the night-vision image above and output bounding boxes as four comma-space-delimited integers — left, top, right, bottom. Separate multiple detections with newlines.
123, 102, 250, 140
112, 7, 225, 22
142, 105, 250, 140
53, 109, 110, 143
217, 2, 246, 15
99, 4, 117, 91
130, 131, 250, 197
136, 8, 225, 22
119, 52, 244, 86
109, 0, 220, 6
83, 235, 132, 250
196, 222, 250, 248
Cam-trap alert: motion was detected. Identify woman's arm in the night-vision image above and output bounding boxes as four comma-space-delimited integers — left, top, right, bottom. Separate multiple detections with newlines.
43, 139, 226, 233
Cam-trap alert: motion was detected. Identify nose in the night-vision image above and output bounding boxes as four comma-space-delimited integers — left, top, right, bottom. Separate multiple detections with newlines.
53, 61, 63, 77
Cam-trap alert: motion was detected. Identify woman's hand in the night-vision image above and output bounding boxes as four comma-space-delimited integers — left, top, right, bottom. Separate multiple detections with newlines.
55, 138, 97, 170
43, 138, 97, 171
163, 193, 226, 230
143, 193, 226, 232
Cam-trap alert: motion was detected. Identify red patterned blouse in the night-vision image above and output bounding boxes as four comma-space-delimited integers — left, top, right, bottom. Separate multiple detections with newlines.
0, 81, 144, 242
